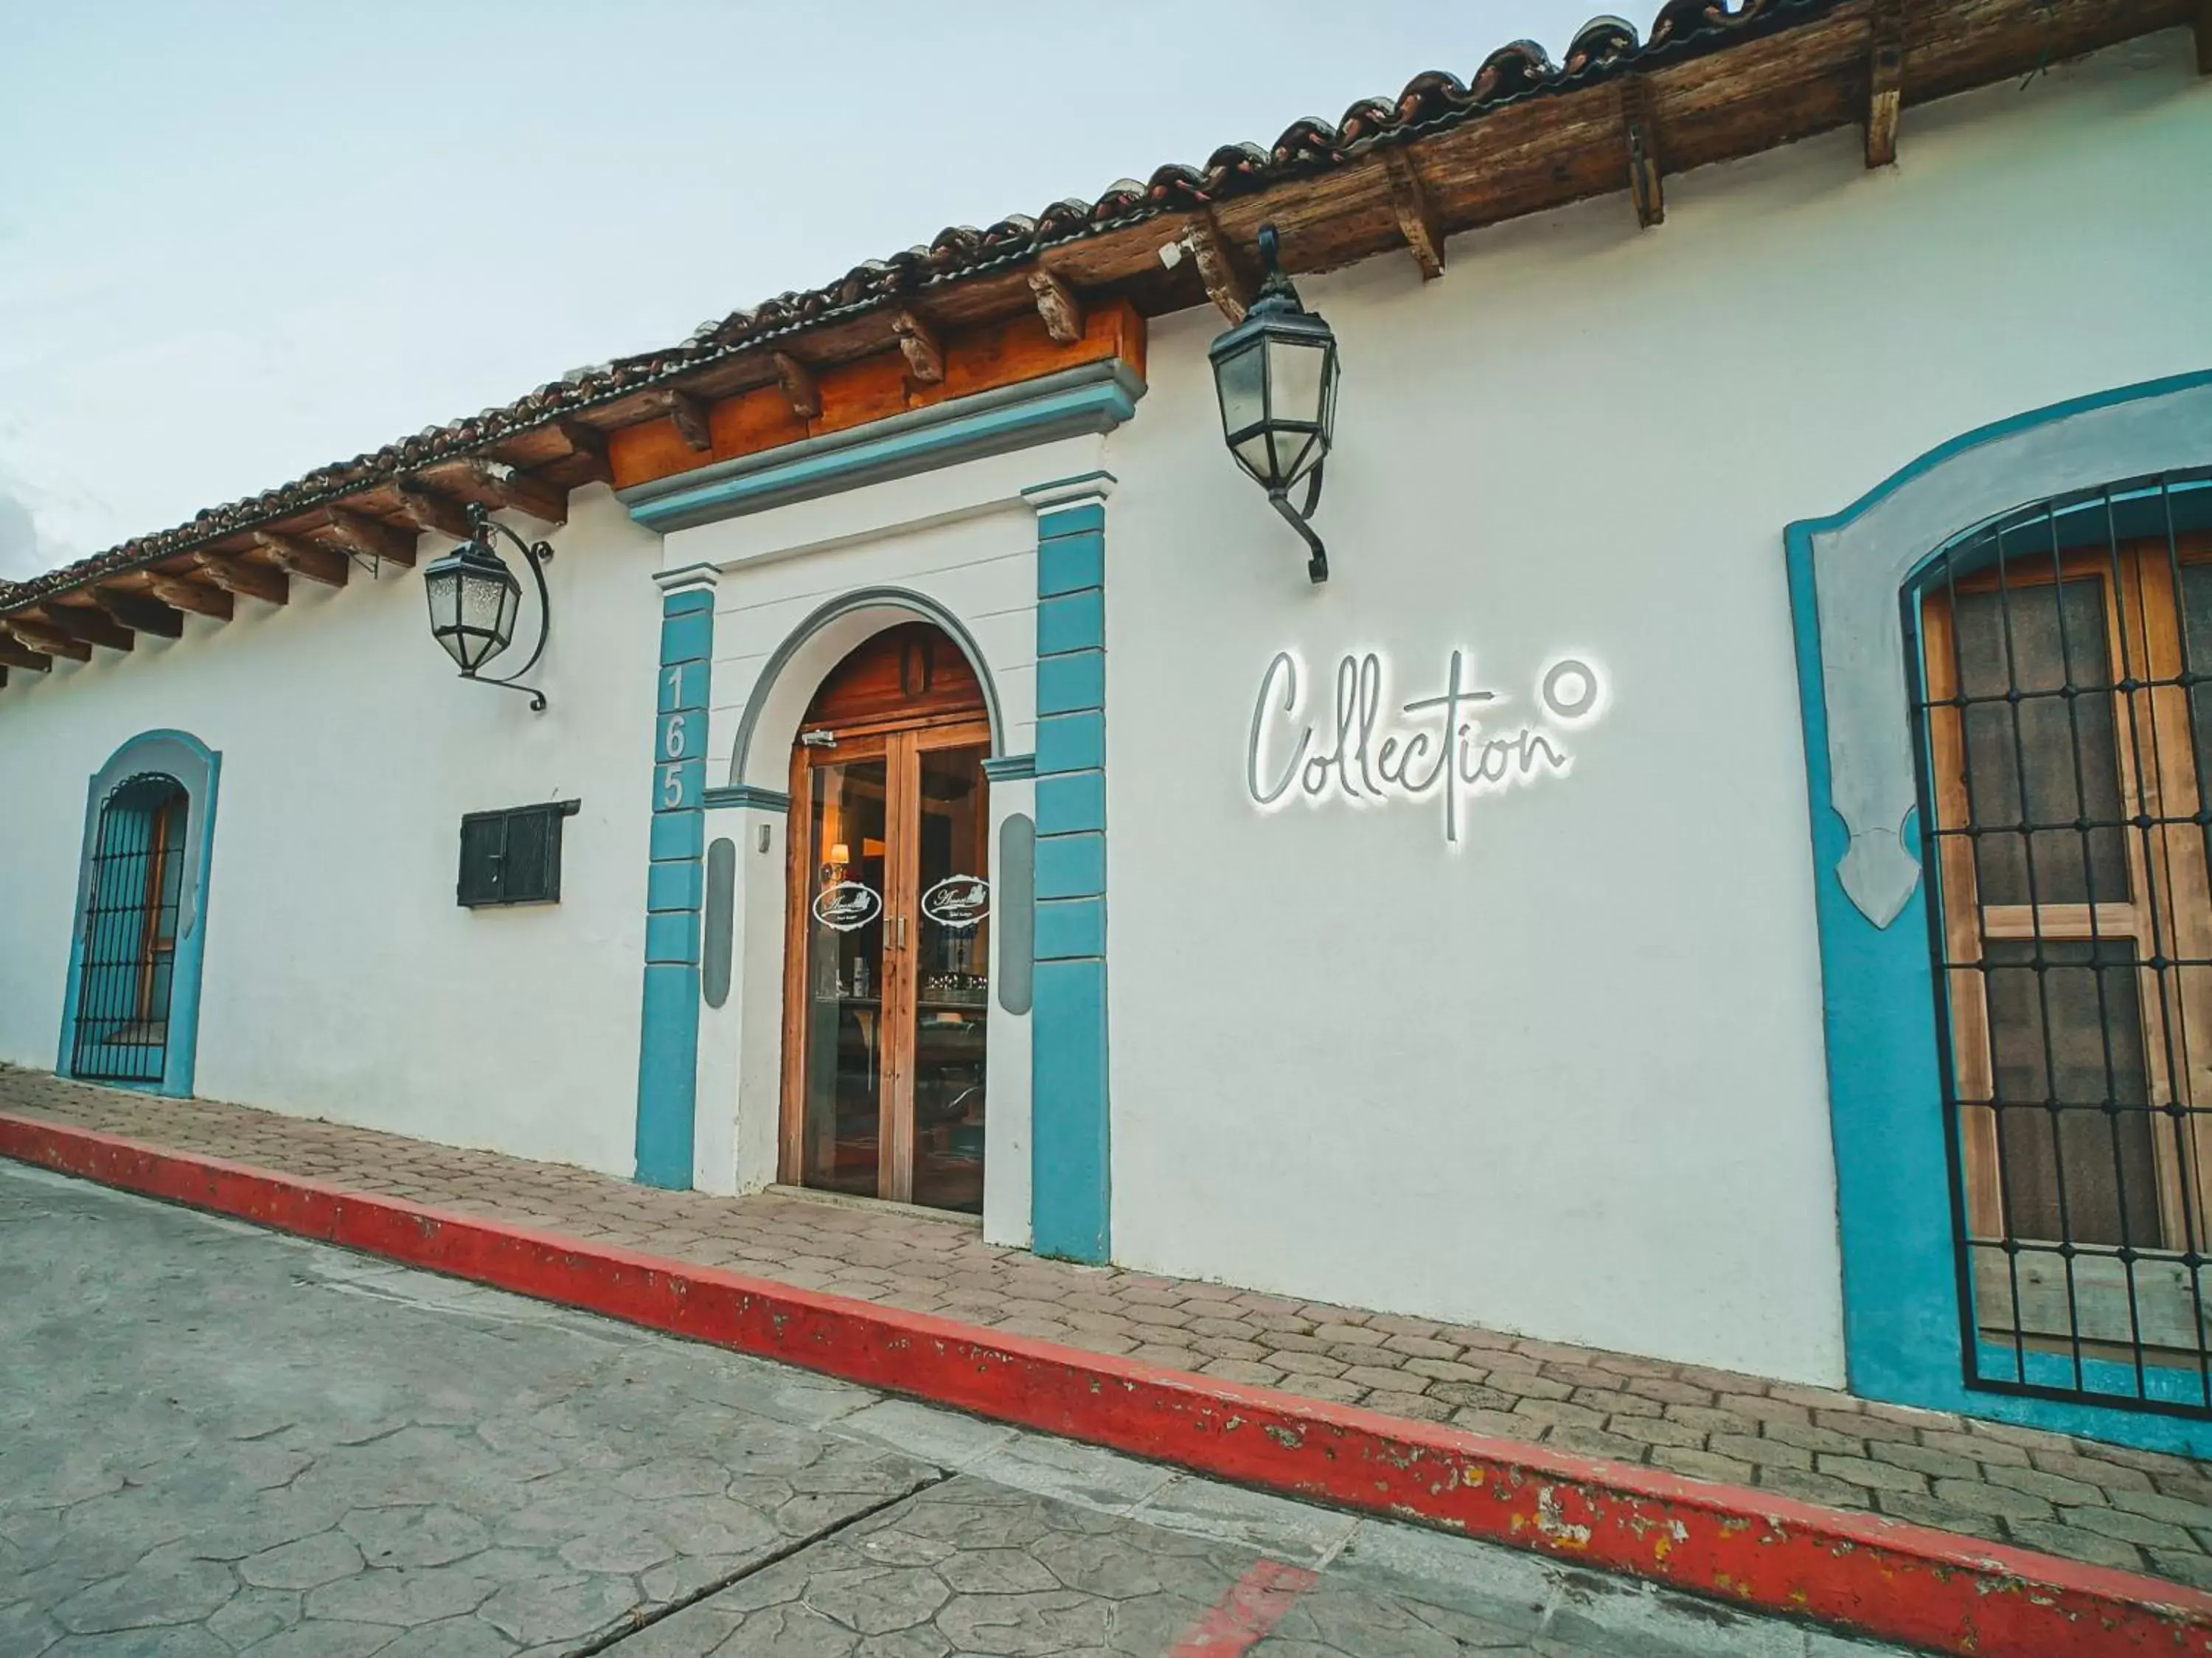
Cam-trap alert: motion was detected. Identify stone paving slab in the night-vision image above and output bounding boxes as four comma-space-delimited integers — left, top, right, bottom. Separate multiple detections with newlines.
0, 1162, 1919, 1658
7, 1064, 2212, 1591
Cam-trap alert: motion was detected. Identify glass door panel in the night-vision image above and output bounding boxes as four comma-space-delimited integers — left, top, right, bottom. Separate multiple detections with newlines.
910, 741, 990, 1213
800, 756, 888, 1198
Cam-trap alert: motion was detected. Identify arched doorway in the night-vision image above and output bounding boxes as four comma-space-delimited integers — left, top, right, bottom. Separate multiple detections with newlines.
781, 622, 992, 1213
71, 773, 192, 1084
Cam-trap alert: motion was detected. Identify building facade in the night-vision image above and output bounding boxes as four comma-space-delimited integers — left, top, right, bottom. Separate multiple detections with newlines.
4, 2, 2210, 1454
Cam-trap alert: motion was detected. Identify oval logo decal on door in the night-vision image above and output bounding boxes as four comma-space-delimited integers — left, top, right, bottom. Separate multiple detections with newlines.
920, 876, 990, 929
812, 882, 883, 932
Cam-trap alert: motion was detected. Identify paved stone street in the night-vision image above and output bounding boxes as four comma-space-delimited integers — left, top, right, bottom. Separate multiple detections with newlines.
0, 1161, 1917, 1657
9, 1066, 2212, 1592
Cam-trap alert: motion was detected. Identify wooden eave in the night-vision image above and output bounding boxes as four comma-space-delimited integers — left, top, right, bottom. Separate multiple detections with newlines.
0, 0, 2194, 684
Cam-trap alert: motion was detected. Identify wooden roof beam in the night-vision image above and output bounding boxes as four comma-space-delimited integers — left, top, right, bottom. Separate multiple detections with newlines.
439, 458, 568, 527
145, 572, 234, 620
0, 634, 53, 670
1186, 212, 1252, 323
769, 351, 821, 420
891, 311, 944, 384
255, 533, 349, 587
395, 481, 476, 541
325, 506, 417, 567
41, 603, 135, 652
192, 551, 290, 606
1026, 268, 1085, 344
86, 587, 184, 637
1623, 75, 1663, 229
1867, 0, 1907, 167
662, 388, 714, 452
554, 418, 613, 485
3, 620, 91, 661
1382, 149, 1445, 281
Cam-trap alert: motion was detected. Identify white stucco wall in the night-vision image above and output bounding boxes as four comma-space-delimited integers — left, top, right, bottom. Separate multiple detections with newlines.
0, 488, 663, 1175
1098, 32, 2211, 1384
1, 30, 2200, 1387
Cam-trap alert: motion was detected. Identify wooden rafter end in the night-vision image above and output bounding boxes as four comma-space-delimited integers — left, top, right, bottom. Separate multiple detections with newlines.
1026, 268, 1086, 344
1186, 214, 1251, 323
145, 572, 235, 620
769, 352, 822, 420
324, 507, 418, 567
1867, 0, 1907, 167
395, 483, 476, 541
554, 418, 613, 485
87, 587, 184, 637
0, 634, 53, 670
891, 311, 944, 384
192, 551, 290, 607
6, 618, 97, 659
665, 389, 714, 452
41, 604, 135, 651
1382, 149, 1445, 280
254, 533, 349, 588
1623, 76, 1663, 229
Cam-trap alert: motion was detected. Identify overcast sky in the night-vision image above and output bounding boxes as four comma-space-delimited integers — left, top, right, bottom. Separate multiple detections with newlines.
0, 1, 1608, 580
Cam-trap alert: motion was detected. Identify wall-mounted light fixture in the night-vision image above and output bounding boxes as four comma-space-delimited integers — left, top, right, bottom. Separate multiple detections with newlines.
422, 502, 554, 711
1208, 223, 1340, 583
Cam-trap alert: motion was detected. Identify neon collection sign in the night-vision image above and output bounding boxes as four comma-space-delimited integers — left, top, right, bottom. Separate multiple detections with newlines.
1245, 649, 1605, 844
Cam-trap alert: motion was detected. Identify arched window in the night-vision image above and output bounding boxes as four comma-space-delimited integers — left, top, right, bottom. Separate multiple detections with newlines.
1911, 468, 2212, 1408
71, 775, 191, 1083
60, 730, 220, 1097
1790, 372, 2212, 1449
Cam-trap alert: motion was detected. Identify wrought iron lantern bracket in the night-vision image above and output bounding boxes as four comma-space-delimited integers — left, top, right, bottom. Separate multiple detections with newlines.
425, 502, 556, 712
1208, 222, 1340, 585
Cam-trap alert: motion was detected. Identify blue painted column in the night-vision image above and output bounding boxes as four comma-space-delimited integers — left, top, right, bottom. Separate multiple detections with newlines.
636, 563, 718, 1188
1023, 474, 1113, 1262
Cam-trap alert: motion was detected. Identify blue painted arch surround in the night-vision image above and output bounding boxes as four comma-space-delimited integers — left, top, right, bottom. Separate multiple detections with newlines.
1787, 370, 2212, 1455
57, 729, 222, 1099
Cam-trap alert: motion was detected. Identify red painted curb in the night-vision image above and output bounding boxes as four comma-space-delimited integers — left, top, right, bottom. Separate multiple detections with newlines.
7, 1111, 2212, 1657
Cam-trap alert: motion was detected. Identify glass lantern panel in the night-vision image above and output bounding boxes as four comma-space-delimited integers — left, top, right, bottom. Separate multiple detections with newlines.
1274, 428, 1321, 488
1234, 432, 1279, 489
1267, 337, 1329, 431
459, 566, 515, 633
425, 571, 460, 634
495, 572, 521, 652
1214, 338, 1268, 439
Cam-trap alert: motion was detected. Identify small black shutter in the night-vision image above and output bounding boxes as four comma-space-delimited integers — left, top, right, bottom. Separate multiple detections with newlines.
457, 812, 509, 906
457, 801, 579, 907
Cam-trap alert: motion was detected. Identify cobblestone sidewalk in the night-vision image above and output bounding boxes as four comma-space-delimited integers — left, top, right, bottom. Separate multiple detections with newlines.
8, 1063, 2212, 1592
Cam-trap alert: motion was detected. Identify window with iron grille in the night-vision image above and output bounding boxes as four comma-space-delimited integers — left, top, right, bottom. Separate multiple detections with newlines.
457, 800, 579, 908
1912, 468, 2212, 1415
71, 772, 190, 1084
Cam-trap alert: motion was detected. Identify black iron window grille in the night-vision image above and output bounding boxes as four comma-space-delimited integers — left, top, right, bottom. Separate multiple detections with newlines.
457, 799, 580, 908
70, 772, 190, 1085
1912, 467, 2212, 1416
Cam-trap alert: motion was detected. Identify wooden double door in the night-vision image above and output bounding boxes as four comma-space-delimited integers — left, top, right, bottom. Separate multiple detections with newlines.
781, 624, 992, 1213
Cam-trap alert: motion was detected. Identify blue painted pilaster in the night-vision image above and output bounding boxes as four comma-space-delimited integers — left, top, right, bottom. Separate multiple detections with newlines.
635, 563, 717, 1188
1023, 476, 1113, 1262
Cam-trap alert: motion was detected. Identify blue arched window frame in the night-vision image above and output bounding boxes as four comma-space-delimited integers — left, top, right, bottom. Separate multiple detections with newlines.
58, 729, 221, 1097
1787, 370, 2212, 1457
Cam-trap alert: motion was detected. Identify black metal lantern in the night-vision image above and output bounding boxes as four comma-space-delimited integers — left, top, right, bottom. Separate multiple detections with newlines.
1208, 223, 1340, 583
422, 502, 554, 711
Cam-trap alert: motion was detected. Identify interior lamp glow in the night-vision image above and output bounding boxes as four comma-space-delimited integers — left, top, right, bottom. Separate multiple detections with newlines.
1207, 222, 1341, 583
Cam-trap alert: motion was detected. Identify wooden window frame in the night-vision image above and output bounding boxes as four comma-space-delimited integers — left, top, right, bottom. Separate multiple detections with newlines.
1922, 533, 2212, 1352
